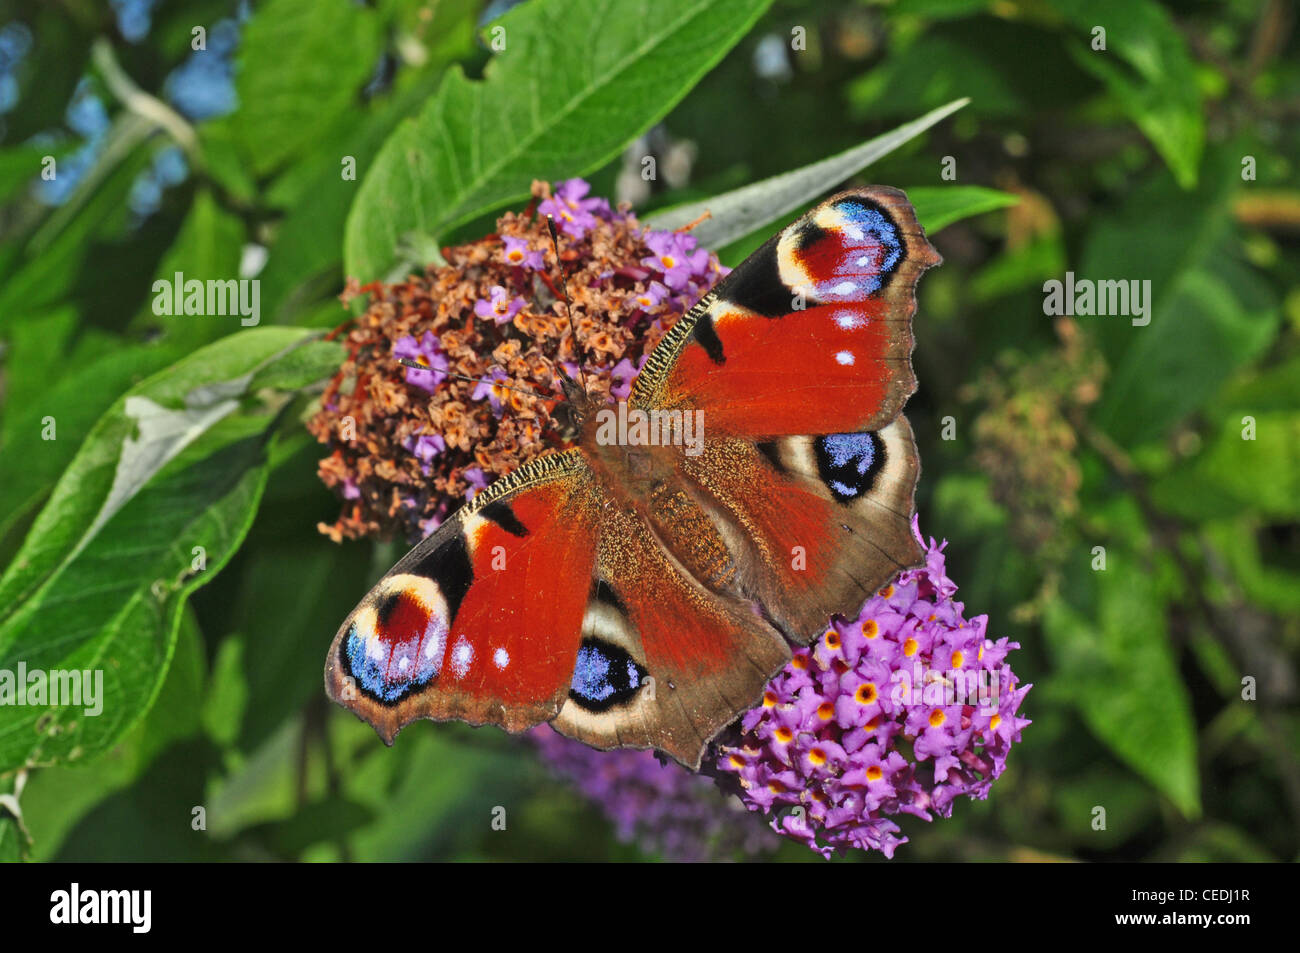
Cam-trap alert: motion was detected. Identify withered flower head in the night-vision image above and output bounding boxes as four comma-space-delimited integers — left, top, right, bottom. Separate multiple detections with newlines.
308, 178, 726, 543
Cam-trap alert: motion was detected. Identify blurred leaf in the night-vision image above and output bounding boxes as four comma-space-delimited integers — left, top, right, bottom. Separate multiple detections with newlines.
1201, 520, 1300, 616
1043, 560, 1200, 818
0, 117, 154, 321
0, 328, 323, 772
646, 98, 968, 245
1051, 0, 1204, 188
849, 19, 1089, 120
0, 143, 55, 205
228, 0, 384, 178
1151, 412, 1300, 521
970, 234, 1065, 303
259, 72, 452, 321
1052, 769, 1159, 849
906, 184, 1019, 233
344, 0, 776, 281
337, 722, 534, 861
1082, 153, 1279, 447
128, 188, 247, 352
201, 635, 248, 749
0, 4, 95, 144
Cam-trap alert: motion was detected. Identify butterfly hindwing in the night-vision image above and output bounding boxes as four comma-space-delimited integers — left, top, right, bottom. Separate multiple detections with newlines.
632, 186, 940, 437
681, 416, 923, 641
551, 503, 790, 769
325, 451, 600, 741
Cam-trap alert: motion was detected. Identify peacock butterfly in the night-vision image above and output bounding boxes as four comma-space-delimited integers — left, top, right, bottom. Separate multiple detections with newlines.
324, 186, 941, 768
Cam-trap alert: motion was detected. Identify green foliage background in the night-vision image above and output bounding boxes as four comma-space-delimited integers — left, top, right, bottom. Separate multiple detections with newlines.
0, 0, 1296, 862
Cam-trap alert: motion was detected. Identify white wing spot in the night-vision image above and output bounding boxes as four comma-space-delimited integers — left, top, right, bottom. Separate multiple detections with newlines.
493, 648, 510, 670
836, 350, 855, 366
832, 281, 856, 296
451, 637, 473, 679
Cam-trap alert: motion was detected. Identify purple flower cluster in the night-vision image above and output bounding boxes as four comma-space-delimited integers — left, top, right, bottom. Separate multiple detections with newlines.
528, 518, 1029, 861
714, 517, 1031, 858
528, 726, 773, 862
392, 330, 448, 393
537, 178, 612, 238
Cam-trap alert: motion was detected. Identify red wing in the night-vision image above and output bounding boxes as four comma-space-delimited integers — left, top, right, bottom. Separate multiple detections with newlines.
631, 186, 940, 437
324, 451, 599, 742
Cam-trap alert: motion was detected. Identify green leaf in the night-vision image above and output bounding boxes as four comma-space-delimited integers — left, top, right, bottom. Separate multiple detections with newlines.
344, 0, 776, 281
16, 607, 207, 861
130, 189, 246, 352
906, 184, 1019, 234
1081, 151, 1279, 447
1052, 0, 1204, 188
0, 315, 180, 553
228, 0, 384, 178
258, 71, 452, 321
1151, 412, 1300, 522
0, 117, 154, 321
0, 328, 323, 772
645, 99, 969, 247
1043, 560, 1200, 817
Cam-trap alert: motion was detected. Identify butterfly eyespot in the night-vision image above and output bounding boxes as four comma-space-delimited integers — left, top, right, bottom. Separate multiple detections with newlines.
568, 638, 649, 712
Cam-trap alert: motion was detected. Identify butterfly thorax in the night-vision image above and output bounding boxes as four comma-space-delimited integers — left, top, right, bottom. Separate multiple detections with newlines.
578, 399, 738, 594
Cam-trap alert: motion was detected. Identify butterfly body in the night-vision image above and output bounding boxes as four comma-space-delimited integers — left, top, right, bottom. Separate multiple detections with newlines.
325, 187, 940, 768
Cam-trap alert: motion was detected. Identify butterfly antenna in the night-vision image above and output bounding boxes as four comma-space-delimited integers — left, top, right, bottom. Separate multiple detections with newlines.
546, 215, 589, 396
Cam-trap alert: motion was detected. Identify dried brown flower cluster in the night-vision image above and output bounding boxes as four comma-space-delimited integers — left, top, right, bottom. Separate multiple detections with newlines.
308, 178, 726, 542
964, 317, 1107, 552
